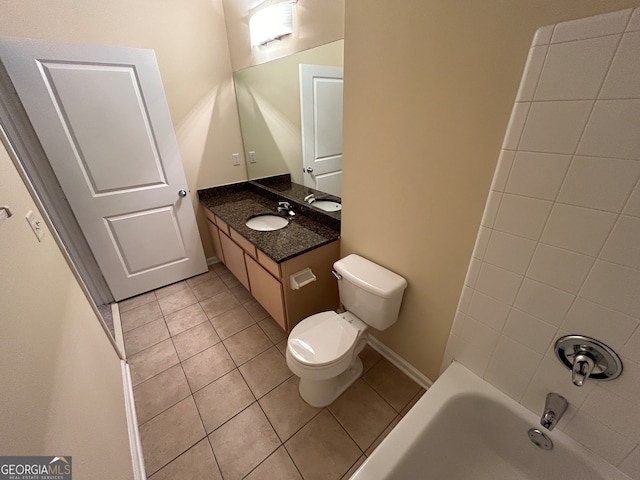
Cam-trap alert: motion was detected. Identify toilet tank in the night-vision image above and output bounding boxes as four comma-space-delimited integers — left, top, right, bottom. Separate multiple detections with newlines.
333, 254, 408, 330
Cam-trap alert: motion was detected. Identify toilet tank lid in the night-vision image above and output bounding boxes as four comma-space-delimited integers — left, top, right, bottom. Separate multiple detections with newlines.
334, 254, 407, 298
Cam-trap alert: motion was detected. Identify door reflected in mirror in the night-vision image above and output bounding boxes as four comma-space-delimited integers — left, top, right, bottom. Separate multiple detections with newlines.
234, 40, 343, 198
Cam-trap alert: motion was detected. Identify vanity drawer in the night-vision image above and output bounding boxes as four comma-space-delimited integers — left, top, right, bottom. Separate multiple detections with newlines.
206, 218, 225, 264
246, 255, 286, 330
215, 215, 230, 235
257, 250, 281, 279
219, 231, 249, 290
230, 228, 257, 259
203, 207, 217, 225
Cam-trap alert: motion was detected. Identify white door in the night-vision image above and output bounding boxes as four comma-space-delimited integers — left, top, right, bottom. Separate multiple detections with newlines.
0, 37, 207, 301
300, 64, 343, 197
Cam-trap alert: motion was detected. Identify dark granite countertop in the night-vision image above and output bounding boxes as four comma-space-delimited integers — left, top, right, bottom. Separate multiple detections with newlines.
198, 182, 340, 263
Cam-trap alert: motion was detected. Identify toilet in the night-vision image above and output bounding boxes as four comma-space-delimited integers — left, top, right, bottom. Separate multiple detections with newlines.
286, 254, 408, 407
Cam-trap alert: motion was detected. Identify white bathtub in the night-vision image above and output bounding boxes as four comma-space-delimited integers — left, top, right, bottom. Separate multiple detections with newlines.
351, 362, 630, 480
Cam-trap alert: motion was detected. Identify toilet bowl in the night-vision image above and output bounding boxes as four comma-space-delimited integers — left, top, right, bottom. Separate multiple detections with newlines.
286, 254, 407, 407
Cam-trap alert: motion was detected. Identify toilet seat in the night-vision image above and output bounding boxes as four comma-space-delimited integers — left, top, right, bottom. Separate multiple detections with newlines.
288, 311, 359, 368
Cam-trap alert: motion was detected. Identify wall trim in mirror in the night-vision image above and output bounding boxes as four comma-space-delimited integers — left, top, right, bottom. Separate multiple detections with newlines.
250, 0, 296, 47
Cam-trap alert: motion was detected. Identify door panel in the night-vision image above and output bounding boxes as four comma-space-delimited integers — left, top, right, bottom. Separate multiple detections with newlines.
105, 206, 187, 275
300, 64, 343, 197
0, 37, 207, 300
40, 62, 167, 194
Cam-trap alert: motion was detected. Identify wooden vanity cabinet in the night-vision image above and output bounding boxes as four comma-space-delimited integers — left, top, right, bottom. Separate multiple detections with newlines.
218, 231, 250, 290
246, 255, 286, 329
203, 208, 225, 263
203, 207, 339, 332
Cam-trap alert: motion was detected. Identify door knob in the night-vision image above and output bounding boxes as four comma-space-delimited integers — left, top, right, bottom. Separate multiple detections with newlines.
178, 189, 187, 197
303, 167, 314, 173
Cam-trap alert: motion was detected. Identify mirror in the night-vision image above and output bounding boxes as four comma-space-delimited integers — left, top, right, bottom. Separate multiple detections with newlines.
234, 40, 344, 197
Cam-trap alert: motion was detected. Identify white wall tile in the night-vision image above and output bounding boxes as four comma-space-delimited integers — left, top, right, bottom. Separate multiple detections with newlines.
624, 182, 640, 218
601, 31, 640, 99
628, 8, 640, 32
503, 308, 558, 354
465, 257, 481, 288
565, 411, 636, 465
467, 290, 511, 331
494, 193, 552, 240
472, 226, 491, 259
577, 100, 640, 161
481, 191, 502, 227
533, 25, 554, 45
535, 36, 619, 101
514, 278, 575, 326
601, 357, 640, 407
443, 334, 491, 378
519, 101, 593, 154
501, 102, 530, 150
516, 46, 547, 102
601, 215, 640, 270
527, 244, 593, 294
563, 297, 639, 351
622, 327, 640, 364
541, 204, 617, 257
619, 446, 640, 480
458, 286, 474, 314
485, 336, 542, 401
491, 149, 515, 192
458, 314, 500, 354
505, 151, 571, 201
475, 262, 522, 306
450, 311, 465, 337
551, 9, 631, 43
582, 387, 640, 442
558, 156, 640, 212
581, 260, 640, 318
484, 230, 536, 274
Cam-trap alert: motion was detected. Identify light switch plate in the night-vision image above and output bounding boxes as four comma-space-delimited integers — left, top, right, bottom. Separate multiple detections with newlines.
26, 210, 45, 242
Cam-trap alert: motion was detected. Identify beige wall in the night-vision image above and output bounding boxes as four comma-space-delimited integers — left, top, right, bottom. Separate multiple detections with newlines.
0, 145, 133, 478
341, 0, 640, 381
222, 0, 345, 71
0, 0, 247, 259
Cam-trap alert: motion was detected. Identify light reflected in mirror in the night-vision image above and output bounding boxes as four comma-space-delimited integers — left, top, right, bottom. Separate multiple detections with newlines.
234, 40, 343, 197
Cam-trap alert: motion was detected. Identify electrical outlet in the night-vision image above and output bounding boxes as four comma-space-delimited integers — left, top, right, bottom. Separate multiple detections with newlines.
249, 151, 256, 164
232, 153, 240, 166
26, 210, 45, 242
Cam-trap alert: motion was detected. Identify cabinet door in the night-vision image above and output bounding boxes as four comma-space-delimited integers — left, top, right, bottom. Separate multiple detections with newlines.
206, 218, 225, 264
219, 231, 250, 290
246, 255, 287, 331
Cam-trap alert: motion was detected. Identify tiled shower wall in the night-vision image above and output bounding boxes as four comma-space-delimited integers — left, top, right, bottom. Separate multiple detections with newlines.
442, 8, 640, 478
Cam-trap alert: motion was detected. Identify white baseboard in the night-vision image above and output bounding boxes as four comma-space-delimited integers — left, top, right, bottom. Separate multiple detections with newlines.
112, 303, 125, 359
367, 336, 433, 389
121, 361, 146, 480
207, 255, 221, 265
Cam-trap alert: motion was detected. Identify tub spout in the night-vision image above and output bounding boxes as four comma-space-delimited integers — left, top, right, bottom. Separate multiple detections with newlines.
540, 392, 568, 431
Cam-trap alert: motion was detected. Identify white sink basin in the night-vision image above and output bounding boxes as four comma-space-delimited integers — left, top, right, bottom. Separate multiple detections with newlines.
313, 200, 341, 212
245, 214, 289, 231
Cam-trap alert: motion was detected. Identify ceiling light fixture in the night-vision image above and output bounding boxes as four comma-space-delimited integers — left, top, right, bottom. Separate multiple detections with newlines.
249, 1, 296, 47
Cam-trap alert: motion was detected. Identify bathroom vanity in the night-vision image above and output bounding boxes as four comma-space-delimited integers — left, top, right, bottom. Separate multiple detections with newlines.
198, 179, 341, 332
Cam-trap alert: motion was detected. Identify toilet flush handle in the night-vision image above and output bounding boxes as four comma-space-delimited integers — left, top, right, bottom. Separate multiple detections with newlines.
332, 270, 342, 280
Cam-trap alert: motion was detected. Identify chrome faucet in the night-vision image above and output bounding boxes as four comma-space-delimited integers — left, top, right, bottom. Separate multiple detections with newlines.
277, 201, 295, 216
540, 393, 568, 431
304, 193, 316, 204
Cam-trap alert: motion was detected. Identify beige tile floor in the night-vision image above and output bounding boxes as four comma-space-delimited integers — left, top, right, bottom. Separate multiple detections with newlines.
119, 263, 426, 480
